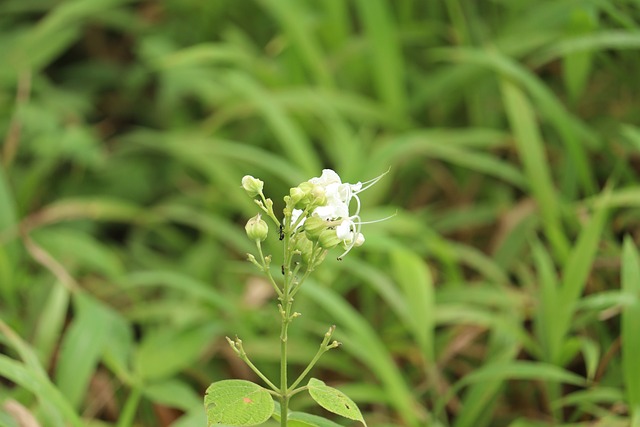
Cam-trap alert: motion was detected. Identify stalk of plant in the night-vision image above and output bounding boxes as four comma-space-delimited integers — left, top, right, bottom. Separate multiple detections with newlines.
204, 169, 388, 427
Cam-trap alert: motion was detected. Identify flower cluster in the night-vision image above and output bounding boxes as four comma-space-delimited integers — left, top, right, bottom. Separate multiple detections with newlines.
242, 169, 388, 262
291, 169, 387, 259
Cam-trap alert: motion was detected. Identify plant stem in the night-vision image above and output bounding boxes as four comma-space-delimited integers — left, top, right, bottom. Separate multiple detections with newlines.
280, 295, 291, 427
228, 337, 280, 392
117, 386, 142, 427
256, 241, 283, 298
289, 333, 333, 391
280, 219, 292, 427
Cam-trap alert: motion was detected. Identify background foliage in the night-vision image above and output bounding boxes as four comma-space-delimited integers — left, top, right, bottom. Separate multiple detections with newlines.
2, 0, 640, 426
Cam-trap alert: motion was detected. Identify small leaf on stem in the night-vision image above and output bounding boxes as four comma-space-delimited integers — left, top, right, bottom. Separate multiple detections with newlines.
307, 378, 367, 426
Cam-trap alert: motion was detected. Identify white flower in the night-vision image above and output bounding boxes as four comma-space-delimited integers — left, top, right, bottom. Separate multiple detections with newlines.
303, 169, 389, 259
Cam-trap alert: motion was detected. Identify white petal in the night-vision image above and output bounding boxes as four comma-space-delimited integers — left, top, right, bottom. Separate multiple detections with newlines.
310, 169, 341, 187
291, 209, 306, 228
313, 205, 336, 220
336, 220, 353, 240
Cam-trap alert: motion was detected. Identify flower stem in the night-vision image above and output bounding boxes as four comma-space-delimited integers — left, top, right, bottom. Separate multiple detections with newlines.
226, 337, 280, 392
256, 241, 283, 298
280, 295, 291, 427
280, 217, 293, 427
289, 325, 339, 392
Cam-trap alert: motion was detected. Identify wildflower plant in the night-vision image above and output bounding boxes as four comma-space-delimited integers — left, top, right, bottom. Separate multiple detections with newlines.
204, 169, 388, 427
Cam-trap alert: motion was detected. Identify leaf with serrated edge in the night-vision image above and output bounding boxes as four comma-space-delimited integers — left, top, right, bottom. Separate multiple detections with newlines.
204, 380, 274, 426
307, 378, 366, 426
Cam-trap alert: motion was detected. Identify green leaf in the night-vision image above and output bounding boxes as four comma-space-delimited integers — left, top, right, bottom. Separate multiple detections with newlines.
135, 322, 220, 381
144, 379, 203, 411
455, 361, 587, 390
0, 165, 19, 300
622, 237, 640, 417
307, 378, 366, 426
549, 188, 609, 364
354, 0, 406, 115
390, 248, 434, 362
55, 292, 115, 409
301, 283, 418, 426
204, 380, 274, 426
0, 355, 83, 427
500, 76, 569, 261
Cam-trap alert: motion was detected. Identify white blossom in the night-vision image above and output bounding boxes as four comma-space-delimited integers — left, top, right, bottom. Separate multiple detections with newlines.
303, 169, 388, 258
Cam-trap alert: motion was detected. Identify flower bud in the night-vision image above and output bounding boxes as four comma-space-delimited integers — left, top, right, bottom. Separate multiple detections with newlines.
293, 233, 314, 264
245, 214, 268, 242
242, 175, 264, 198
309, 185, 327, 207
304, 216, 327, 241
318, 228, 340, 249
289, 186, 305, 205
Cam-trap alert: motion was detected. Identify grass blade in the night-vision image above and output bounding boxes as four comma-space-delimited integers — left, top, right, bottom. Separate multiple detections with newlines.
224, 72, 321, 176
533, 30, 640, 67
622, 237, 640, 418
0, 320, 83, 427
354, 0, 406, 115
531, 238, 559, 362
433, 47, 598, 195
32, 282, 70, 366
549, 189, 608, 365
55, 292, 116, 409
390, 248, 434, 362
500, 77, 570, 261
0, 165, 19, 306
257, 0, 333, 88
302, 282, 423, 427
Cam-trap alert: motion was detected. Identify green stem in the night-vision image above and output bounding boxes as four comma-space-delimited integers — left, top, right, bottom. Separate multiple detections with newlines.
259, 193, 281, 227
256, 241, 283, 298
289, 326, 337, 391
290, 245, 323, 299
231, 340, 279, 393
117, 386, 142, 427
280, 297, 291, 427
280, 217, 293, 427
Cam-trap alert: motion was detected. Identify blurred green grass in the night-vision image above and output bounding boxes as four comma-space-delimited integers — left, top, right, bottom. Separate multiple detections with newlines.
1, 0, 640, 426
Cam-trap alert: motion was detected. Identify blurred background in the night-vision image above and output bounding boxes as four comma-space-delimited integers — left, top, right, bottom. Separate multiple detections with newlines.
2, 1, 640, 426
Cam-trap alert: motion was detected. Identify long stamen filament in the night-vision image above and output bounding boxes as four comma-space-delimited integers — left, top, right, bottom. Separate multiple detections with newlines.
353, 169, 390, 194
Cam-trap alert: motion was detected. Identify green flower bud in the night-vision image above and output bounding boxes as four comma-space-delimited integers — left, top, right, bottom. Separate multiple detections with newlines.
309, 185, 326, 207
289, 186, 305, 205
298, 181, 314, 193
293, 233, 314, 264
304, 216, 328, 241
318, 228, 340, 249
242, 175, 264, 198
245, 214, 268, 242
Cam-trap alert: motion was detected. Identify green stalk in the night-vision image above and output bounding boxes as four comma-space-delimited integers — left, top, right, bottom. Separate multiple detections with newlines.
280, 319, 289, 427
280, 289, 290, 427
289, 326, 337, 392
279, 217, 293, 427
117, 386, 142, 427
256, 241, 283, 298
